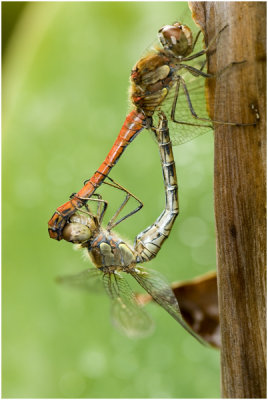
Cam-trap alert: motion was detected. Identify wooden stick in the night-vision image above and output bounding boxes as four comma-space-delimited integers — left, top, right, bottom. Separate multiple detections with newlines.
190, 2, 266, 398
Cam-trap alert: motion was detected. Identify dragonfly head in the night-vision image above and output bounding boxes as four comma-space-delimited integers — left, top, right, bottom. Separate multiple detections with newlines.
62, 213, 96, 244
158, 23, 193, 58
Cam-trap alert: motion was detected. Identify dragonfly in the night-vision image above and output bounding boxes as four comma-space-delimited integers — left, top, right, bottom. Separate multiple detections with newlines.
58, 113, 205, 343
48, 22, 257, 240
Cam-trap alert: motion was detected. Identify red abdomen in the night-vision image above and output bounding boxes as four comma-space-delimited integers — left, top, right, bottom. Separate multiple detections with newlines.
48, 110, 146, 240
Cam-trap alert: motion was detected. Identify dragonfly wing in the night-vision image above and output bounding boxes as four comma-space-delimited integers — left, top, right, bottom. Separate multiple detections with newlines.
158, 69, 214, 146
102, 272, 154, 338
131, 267, 207, 345
56, 267, 104, 293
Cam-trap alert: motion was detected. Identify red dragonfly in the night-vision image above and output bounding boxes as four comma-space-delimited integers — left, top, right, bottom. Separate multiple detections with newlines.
48, 22, 256, 240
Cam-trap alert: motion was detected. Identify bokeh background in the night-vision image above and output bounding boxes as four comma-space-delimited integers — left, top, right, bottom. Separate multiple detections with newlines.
2, 2, 220, 398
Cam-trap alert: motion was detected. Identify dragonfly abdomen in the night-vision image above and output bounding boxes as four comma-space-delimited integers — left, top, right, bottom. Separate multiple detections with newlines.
134, 113, 178, 262
48, 110, 146, 240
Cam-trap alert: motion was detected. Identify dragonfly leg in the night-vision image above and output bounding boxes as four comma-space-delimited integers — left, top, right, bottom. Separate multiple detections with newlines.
170, 78, 213, 129
213, 60, 247, 79
105, 178, 143, 231
179, 76, 258, 126
180, 59, 247, 80
69, 192, 108, 224
181, 24, 228, 62
85, 171, 143, 229
191, 30, 202, 53
179, 63, 213, 78
134, 112, 179, 263
91, 193, 108, 224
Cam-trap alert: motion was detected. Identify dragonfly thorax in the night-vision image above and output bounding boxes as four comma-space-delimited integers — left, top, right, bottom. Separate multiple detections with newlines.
158, 23, 193, 58
130, 22, 194, 116
89, 231, 137, 270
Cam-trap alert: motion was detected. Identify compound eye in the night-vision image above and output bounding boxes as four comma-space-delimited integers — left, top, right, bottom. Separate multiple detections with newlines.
62, 222, 92, 243
158, 23, 193, 57
160, 24, 183, 43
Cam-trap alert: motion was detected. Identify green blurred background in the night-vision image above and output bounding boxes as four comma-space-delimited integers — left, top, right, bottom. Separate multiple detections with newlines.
2, 2, 220, 398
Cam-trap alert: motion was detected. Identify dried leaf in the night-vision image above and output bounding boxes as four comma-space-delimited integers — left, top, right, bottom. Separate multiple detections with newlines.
136, 271, 220, 348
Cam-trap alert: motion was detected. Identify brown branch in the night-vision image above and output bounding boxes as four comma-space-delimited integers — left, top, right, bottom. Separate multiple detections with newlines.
190, 2, 266, 398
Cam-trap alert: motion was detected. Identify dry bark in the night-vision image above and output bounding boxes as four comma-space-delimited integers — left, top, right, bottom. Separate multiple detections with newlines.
189, 2, 266, 398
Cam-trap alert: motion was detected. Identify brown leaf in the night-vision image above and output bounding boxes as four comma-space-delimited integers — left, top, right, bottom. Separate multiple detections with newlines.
136, 271, 220, 348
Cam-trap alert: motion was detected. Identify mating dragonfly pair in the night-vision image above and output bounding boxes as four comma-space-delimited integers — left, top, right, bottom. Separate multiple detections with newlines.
58, 112, 198, 340
48, 22, 257, 342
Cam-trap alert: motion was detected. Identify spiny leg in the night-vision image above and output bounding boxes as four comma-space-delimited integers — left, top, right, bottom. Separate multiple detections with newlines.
170, 78, 213, 129
69, 192, 108, 224
179, 63, 213, 78
104, 177, 143, 231
90, 193, 107, 224
181, 24, 228, 62
84, 172, 143, 230
170, 73, 258, 127
181, 76, 257, 126
191, 30, 202, 53
180, 59, 246, 79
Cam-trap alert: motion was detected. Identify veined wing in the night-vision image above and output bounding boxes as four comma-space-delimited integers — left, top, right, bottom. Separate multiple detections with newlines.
102, 272, 154, 338
56, 267, 104, 293
131, 266, 207, 345
158, 64, 214, 147
146, 27, 214, 146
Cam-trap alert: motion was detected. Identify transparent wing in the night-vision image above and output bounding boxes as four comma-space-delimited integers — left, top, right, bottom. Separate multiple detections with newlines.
102, 272, 154, 338
143, 31, 214, 146
56, 267, 104, 293
131, 266, 207, 345
158, 64, 214, 146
